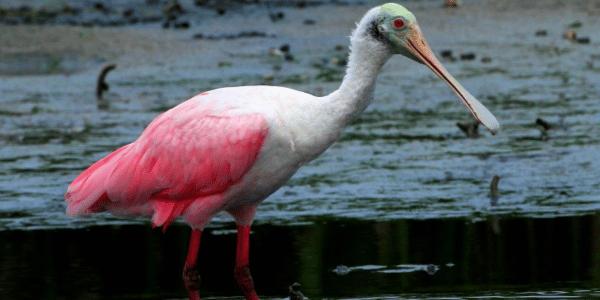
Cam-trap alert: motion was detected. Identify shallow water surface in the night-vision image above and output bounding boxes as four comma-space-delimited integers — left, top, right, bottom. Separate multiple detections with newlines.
0, 0, 599, 230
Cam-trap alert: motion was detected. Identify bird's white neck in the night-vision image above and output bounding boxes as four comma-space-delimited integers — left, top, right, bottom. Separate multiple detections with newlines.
325, 29, 391, 126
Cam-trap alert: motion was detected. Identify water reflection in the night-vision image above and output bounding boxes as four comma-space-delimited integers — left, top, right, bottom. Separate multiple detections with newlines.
0, 215, 597, 299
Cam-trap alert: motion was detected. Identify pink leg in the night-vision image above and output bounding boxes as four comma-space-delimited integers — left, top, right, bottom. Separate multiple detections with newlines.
234, 225, 259, 300
183, 229, 202, 300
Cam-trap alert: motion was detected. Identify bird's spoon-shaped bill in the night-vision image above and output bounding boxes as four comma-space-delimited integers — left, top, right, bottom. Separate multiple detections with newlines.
405, 27, 500, 134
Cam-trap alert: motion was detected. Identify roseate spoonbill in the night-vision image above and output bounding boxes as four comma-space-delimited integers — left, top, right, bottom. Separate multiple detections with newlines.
65, 3, 499, 299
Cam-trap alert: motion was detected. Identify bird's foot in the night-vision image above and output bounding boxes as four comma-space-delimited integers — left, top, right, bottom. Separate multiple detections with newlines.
234, 265, 259, 300
183, 265, 201, 291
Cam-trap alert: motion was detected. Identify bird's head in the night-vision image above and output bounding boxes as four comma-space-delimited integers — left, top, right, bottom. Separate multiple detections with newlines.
362, 3, 499, 134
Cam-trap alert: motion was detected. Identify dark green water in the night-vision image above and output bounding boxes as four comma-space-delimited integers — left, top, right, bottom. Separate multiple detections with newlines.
1, 215, 598, 299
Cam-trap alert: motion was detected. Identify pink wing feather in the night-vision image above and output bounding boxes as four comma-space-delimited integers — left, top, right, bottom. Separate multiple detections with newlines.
65, 96, 269, 229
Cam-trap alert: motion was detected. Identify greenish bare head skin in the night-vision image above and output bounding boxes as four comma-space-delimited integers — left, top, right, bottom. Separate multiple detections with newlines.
380, 3, 416, 23
367, 3, 500, 133
377, 3, 419, 59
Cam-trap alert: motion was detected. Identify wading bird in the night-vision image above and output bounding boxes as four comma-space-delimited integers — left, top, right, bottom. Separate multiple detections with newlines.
65, 3, 499, 299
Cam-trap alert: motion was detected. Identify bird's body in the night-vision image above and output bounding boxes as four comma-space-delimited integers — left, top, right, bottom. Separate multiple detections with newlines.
66, 27, 389, 230
66, 84, 365, 229
66, 3, 499, 299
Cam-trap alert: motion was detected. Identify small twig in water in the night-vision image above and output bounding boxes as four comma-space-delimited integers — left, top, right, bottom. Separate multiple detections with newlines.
535, 118, 551, 141
490, 175, 500, 205
96, 64, 117, 100
535, 118, 551, 131
444, 0, 460, 8
489, 175, 501, 234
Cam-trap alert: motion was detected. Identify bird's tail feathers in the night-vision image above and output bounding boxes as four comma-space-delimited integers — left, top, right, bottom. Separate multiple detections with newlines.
65, 144, 131, 216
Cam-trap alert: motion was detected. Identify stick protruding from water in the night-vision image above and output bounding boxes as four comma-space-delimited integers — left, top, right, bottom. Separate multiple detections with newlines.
96, 64, 117, 100
490, 175, 500, 205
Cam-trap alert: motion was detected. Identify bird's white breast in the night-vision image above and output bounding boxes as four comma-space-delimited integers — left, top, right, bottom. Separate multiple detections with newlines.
199, 85, 343, 208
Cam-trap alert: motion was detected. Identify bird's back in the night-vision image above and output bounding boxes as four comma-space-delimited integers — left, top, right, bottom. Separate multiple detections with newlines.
65, 89, 272, 229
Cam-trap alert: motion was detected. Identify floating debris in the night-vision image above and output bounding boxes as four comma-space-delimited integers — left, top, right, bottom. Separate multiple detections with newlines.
193, 31, 275, 40
535, 30, 548, 37
329, 56, 346, 66
96, 64, 117, 101
563, 28, 590, 44
576, 37, 590, 44
269, 48, 284, 57
217, 61, 232, 68
456, 121, 479, 138
444, 0, 460, 8
262, 74, 274, 83
174, 20, 190, 29
440, 50, 454, 61
296, 1, 308, 9
481, 57, 492, 63
303, 19, 316, 25
535, 118, 551, 131
280, 44, 290, 53
93, 2, 109, 14
568, 20, 582, 28
161, 0, 187, 28
269, 44, 294, 61
62, 5, 81, 15
536, 118, 551, 141
269, 11, 285, 22
460, 53, 476, 60
311, 45, 350, 82
163, 0, 185, 16
122, 8, 134, 18
563, 30, 577, 41
289, 282, 306, 300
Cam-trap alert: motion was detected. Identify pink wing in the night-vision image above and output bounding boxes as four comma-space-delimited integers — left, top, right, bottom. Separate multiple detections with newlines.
65, 97, 269, 228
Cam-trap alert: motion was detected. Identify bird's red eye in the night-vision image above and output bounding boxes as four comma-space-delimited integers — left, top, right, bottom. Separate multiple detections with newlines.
393, 18, 405, 29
